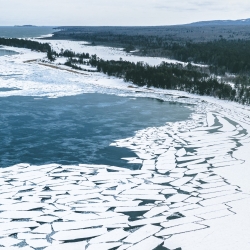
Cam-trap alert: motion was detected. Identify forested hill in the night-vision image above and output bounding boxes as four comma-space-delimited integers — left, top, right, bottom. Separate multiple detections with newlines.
186, 18, 250, 26
168, 39, 250, 74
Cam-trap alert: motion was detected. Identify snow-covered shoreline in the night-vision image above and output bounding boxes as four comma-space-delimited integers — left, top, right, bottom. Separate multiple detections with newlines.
0, 42, 250, 250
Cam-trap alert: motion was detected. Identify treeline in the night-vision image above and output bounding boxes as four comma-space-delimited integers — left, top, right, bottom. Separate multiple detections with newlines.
0, 37, 57, 62
63, 53, 97, 72
170, 39, 250, 74
59, 49, 90, 59
48, 49, 90, 62
0, 38, 51, 52
88, 56, 250, 103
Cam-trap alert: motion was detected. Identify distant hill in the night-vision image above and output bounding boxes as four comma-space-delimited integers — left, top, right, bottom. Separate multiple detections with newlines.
14, 25, 37, 27
186, 18, 250, 26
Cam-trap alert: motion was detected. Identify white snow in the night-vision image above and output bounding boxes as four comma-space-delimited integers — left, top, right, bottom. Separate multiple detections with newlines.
124, 225, 162, 244
156, 223, 207, 236
52, 228, 108, 241
126, 236, 163, 250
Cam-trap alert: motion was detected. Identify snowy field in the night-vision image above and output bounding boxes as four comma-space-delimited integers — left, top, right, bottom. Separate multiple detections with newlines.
0, 42, 250, 250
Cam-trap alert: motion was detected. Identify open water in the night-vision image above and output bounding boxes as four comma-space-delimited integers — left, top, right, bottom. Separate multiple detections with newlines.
0, 26, 56, 38
0, 94, 192, 168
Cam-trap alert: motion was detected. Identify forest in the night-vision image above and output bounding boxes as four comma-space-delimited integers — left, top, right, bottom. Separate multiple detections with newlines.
58, 49, 90, 59
168, 39, 250, 74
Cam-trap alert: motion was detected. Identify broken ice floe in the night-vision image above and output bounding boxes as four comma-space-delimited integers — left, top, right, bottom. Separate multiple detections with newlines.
0, 100, 250, 249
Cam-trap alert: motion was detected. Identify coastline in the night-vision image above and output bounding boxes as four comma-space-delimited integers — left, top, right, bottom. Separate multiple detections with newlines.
0, 41, 250, 249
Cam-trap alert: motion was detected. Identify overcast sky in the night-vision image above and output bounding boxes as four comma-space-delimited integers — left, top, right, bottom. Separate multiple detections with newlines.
1, 0, 250, 26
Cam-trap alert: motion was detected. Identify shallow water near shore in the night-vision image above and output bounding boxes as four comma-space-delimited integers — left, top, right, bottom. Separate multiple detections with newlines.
0, 93, 192, 168
0, 49, 18, 56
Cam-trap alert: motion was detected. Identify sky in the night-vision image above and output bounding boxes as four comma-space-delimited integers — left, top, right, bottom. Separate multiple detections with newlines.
1, 0, 250, 26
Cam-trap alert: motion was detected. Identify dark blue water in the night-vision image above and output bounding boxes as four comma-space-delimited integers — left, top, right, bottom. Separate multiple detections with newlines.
0, 26, 56, 38
0, 94, 192, 168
